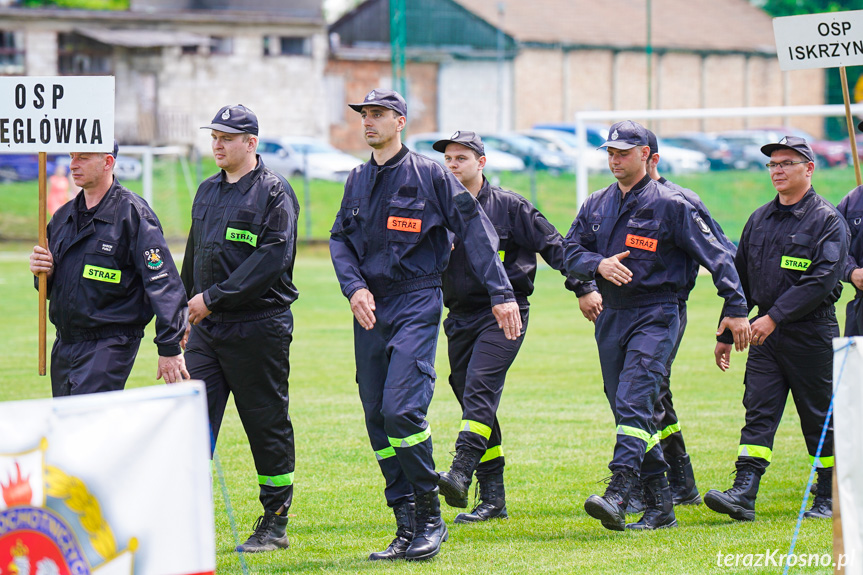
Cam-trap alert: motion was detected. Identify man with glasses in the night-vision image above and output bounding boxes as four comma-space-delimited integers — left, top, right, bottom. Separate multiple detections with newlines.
705, 136, 848, 522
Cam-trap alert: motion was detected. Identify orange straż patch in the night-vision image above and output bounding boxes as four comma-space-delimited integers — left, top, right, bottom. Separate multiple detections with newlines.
625, 234, 657, 252
387, 216, 422, 233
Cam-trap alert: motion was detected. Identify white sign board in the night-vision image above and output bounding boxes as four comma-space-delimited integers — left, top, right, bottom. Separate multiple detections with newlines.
834, 337, 863, 574
0, 76, 114, 153
774, 10, 863, 71
0, 383, 215, 575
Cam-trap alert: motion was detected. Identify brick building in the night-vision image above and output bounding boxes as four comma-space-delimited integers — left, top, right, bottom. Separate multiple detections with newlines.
327, 0, 825, 150
0, 0, 328, 150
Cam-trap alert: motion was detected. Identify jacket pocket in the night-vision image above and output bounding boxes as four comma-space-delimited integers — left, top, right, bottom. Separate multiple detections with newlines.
624, 218, 661, 260
387, 195, 426, 244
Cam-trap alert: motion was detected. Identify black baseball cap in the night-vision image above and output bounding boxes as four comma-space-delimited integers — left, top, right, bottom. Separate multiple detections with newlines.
432, 131, 485, 156
348, 89, 408, 118
857, 120, 863, 132
201, 104, 259, 135
598, 120, 649, 150
760, 135, 814, 162
646, 130, 659, 156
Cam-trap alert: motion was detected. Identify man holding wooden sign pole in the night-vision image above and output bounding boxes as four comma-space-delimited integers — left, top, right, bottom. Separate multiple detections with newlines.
28, 139, 189, 395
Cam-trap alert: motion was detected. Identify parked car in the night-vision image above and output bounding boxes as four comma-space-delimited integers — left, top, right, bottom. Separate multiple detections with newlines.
404, 132, 526, 173
532, 123, 609, 148
258, 137, 363, 182
519, 129, 607, 173
0, 154, 57, 183
648, 137, 710, 174
478, 132, 575, 173
713, 130, 774, 170
55, 154, 143, 181
662, 132, 749, 171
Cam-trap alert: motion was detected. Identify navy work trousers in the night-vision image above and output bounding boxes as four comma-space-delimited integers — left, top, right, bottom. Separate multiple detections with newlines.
595, 303, 679, 478
185, 309, 295, 513
51, 334, 141, 397
356, 288, 442, 507
653, 301, 688, 460
739, 317, 836, 472
443, 307, 528, 479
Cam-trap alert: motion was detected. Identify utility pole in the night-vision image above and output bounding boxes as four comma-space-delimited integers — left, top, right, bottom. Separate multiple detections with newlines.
390, 0, 407, 96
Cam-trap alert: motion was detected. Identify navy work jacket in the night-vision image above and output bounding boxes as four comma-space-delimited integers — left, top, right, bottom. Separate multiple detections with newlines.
563, 175, 747, 315
735, 187, 848, 326
43, 179, 186, 355
330, 146, 514, 304
443, 177, 578, 315
181, 156, 299, 321
837, 185, 863, 299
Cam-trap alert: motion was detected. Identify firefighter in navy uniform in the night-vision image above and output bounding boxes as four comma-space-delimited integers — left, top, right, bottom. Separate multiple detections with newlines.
330, 90, 520, 561
624, 130, 737, 511
563, 120, 750, 532
182, 105, 300, 553
705, 136, 848, 522
432, 131, 584, 522
29, 141, 189, 395
835, 121, 863, 337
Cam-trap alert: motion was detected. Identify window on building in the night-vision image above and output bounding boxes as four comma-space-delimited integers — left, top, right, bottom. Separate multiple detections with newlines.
58, 33, 113, 75
181, 44, 200, 55
263, 35, 310, 56
210, 36, 233, 55
0, 31, 25, 75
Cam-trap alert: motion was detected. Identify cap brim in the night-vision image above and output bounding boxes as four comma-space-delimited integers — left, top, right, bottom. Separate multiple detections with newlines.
432, 139, 454, 153
201, 123, 247, 134
598, 140, 638, 150
858, 120, 863, 133
760, 143, 812, 161
348, 101, 404, 116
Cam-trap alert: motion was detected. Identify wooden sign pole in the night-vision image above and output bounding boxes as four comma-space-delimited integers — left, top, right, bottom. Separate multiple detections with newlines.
38, 152, 47, 376
840, 66, 862, 187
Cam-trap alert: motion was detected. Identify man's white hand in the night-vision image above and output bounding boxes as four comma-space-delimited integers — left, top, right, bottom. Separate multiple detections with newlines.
350, 288, 377, 330
157, 354, 190, 384
492, 302, 522, 340
578, 291, 603, 322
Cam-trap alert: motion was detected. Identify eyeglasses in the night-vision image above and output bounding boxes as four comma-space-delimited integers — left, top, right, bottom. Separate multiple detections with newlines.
766, 160, 808, 170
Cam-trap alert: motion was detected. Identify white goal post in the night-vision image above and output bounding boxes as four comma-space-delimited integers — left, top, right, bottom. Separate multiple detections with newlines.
574, 104, 863, 209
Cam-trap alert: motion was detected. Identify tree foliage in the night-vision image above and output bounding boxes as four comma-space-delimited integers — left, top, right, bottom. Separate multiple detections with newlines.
755, 0, 863, 17
19, 0, 129, 9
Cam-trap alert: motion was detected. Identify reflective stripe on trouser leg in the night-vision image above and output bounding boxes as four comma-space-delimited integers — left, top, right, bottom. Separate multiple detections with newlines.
187, 310, 297, 513
379, 289, 442, 495
810, 455, 834, 468
739, 319, 837, 473
738, 444, 773, 462
596, 304, 678, 476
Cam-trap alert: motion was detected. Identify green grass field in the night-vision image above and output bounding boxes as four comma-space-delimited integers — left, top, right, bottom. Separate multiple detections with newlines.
0, 239, 847, 574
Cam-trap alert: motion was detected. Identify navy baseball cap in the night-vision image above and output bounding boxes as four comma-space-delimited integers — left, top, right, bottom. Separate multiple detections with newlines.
432, 131, 485, 156
598, 120, 649, 150
201, 104, 259, 135
349, 89, 408, 118
760, 135, 814, 162
646, 130, 659, 156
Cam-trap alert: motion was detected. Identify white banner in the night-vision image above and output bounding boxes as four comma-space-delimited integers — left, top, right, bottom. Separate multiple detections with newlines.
0, 383, 215, 575
0, 76, 115, 153
834, 337, 863, 574
774, 10, 863, 71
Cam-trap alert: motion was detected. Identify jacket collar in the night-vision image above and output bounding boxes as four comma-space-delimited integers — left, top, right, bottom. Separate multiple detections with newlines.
219, 155, 265, 195
369, 144, 409, 168
766, 187, 816, 220
89, 178, 122, 225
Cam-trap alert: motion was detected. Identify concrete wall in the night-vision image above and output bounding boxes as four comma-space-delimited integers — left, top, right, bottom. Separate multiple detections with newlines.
511, 46, 826, 138
437, 59, 513, 134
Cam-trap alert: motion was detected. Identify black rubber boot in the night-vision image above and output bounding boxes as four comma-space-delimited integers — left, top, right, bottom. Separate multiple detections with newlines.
406, 488, 448, 561
584, 470, 637, 532
455, 474, 508, 523
625, 477, 645, 514
703, 465, 761, 521
804, 467, 833, 519
667, 454, 702, 506
235, 512, 289, 553
438, 447, 483, 509
626, 474, 678, 530
369, 500, 415, 561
